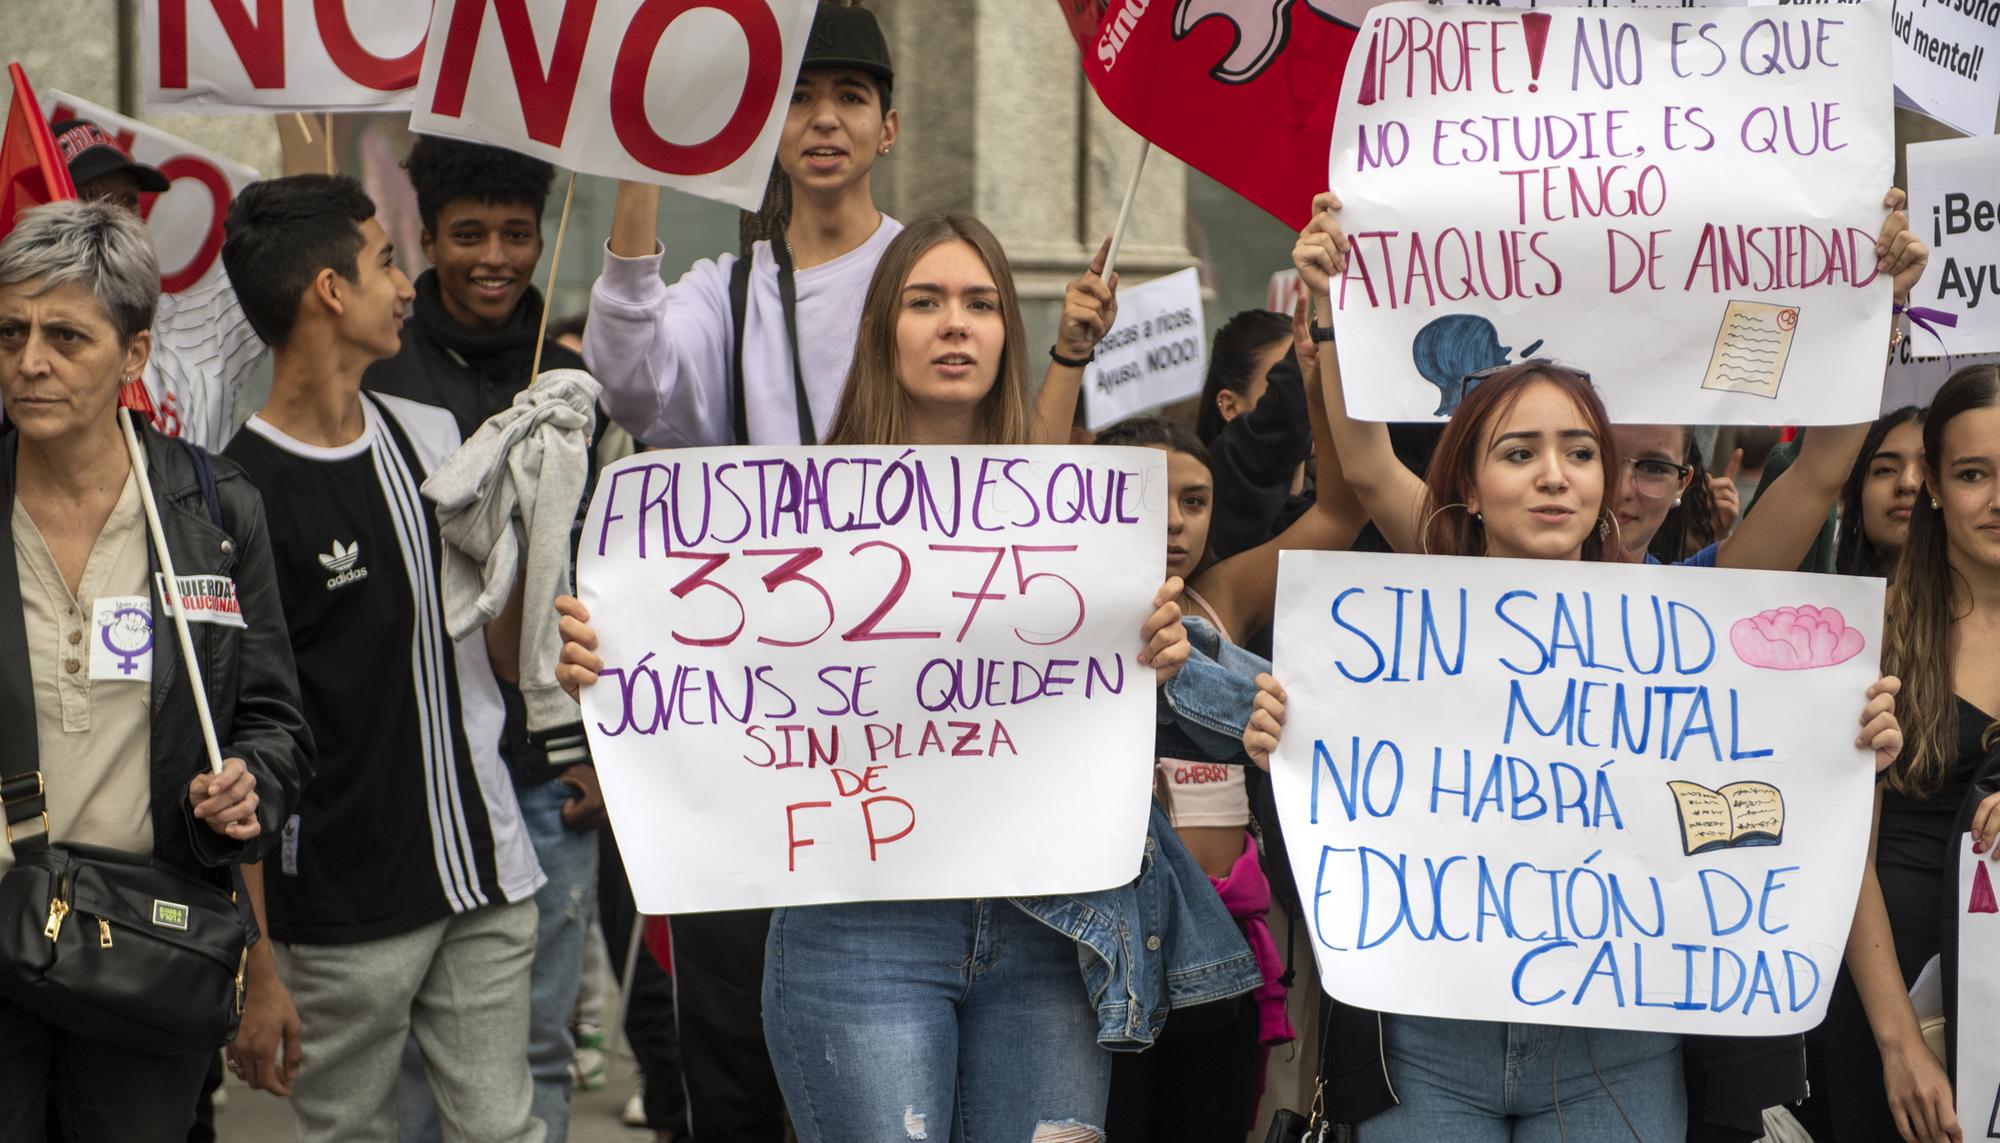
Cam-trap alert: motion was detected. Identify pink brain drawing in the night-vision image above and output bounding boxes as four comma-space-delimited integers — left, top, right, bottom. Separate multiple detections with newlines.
1730, 605, 1867, 670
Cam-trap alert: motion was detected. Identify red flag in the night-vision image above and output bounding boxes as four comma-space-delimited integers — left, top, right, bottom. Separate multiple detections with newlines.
1061, 0, 1359, 231
0, 63, 76, 238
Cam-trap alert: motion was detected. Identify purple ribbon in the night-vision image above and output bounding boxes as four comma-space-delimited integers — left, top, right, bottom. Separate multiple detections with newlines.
1898, 304, 1959, 363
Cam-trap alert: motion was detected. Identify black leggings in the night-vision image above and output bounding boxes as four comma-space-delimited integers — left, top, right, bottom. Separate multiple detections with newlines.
1106, 994, 1264, 1142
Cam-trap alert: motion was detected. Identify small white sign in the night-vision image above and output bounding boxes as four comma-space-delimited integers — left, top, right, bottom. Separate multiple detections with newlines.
1907, 136, 2000, 359
1889, 0, 2000, 136
89, 595, 155, 683
1085, 268, 1207, 431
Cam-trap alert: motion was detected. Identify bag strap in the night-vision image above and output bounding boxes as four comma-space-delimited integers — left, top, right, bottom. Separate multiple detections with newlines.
179, 439, 224, 531
770, 238, 818, 446
728, 252, 752, 446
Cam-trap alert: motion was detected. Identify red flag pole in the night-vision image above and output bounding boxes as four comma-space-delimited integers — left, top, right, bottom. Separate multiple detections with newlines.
1102, 139, 1150, 283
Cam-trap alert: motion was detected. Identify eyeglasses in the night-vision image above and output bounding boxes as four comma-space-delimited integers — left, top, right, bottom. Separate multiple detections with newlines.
1623, 457, 1692, 500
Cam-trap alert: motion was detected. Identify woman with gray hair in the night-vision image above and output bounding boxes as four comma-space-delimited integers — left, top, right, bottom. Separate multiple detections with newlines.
0, 198, 309, 1139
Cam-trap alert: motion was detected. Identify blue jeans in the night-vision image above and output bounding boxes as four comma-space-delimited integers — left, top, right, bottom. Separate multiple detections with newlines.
1359, 1015, 1685, 1142
397, 779, 597, 1143
764, 899, 1111, 1142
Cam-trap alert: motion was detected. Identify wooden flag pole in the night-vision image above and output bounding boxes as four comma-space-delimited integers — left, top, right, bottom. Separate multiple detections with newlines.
527, 171, 578, 384
291, 112, 313, 143
322, 112, 333, 173
1102, 140, 1151, 282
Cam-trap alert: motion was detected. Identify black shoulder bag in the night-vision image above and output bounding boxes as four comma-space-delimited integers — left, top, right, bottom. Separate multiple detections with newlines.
728, 239, 819, 446
0, 435, 250, 1055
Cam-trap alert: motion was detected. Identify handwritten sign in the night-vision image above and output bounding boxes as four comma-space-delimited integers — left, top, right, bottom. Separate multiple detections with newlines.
1883, 342, 1998, 412
576, 446, 1167, 913
1908, 136, 2000, 359
142, 0, 431, 113
410, 0, 816, 212
45, 91, 258, 295
1328, 2, 1893, 426
1889, 0, 2000, 135
1959, 837, 2000, 1139
1085, 268, 1207, 431
1270, 550, 1883, 1034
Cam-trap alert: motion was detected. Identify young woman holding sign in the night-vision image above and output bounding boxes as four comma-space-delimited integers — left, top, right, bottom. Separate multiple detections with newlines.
558, 213, 1263, 1142
1239, 191, 1919, 1142
1819, 370, 2000, 1143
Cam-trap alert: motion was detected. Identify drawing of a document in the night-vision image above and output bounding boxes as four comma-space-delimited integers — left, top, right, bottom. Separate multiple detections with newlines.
1667, 780, 1786, 856
1699, 300, 1800, 400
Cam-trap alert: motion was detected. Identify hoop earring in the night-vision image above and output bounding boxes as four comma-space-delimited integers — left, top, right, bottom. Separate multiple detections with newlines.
1421, 502, 1476, 556
1599, 511, 1624, 550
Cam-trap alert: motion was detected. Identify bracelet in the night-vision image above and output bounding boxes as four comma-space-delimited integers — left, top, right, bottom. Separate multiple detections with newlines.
1310, 325, 1336, 344
1050, 345, 1094, 368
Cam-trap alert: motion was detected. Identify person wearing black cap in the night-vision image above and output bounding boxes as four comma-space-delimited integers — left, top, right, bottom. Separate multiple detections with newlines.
50, 117, 324, 451
582, 6, 897, 1140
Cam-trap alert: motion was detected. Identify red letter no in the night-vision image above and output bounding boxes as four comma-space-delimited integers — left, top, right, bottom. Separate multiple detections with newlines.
315, 0, 426, 91
429, 0, 601, 146
158, 0, 285, 90
610, 0, 785, 175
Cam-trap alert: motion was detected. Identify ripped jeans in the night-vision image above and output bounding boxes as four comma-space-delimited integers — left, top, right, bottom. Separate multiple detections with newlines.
765, 899, 1110, 1142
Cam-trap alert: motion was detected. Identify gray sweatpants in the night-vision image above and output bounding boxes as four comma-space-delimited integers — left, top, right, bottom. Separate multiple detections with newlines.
277, 898, 544, 1143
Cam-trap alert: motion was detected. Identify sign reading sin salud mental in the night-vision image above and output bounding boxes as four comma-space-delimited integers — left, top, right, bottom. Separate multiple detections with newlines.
1329, 2, 1893, 426
577, 446, 1167, 914
1271, 551, 1884, 1035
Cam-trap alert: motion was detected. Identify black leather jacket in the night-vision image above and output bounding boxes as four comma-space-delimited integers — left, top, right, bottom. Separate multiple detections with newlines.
0, 424, 312, 884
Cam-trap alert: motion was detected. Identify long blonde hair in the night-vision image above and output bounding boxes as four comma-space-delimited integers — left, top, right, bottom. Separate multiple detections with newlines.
1883, 365, 2000, 796
823, 213, 1033, 448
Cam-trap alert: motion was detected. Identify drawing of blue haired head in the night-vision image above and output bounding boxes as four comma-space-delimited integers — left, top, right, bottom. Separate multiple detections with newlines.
1412, 314, 1521, 415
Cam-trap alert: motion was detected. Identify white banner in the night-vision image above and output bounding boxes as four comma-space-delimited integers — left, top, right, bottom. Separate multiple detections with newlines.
1889, 0, 2000, 135
1328, 2, 1894, 426
1271, 550, 1884, 1034
1908, 136, 2000, 360
1958, 836, 2000, 1139
410, 0, 816, 212
142, 0, 430, 113
1085, 268, 1207, 431
577, 446, 1167, 913
1883, 340, 1997, 412
44, 91, 258, 296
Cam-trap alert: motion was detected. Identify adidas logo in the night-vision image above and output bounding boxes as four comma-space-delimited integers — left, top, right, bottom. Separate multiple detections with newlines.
319, 539, 369, 590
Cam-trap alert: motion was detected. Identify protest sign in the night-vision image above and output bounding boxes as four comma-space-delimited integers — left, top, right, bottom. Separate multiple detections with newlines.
409, 0, 815, 212
1085, 268, 1206, 431
1889, 0, 2000, 135
1882, 340, 1996, 411
1908, 136, 2000, 359
1270, 550, 1883, 1034
1327, 2, 1894, 426
142, 0, 431, 113
576, 445, 1167, 914
1958, 837, 2000, 1139
44, 92, 258, 295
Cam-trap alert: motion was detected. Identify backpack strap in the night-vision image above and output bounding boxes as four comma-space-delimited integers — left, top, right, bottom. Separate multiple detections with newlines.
178, 438, 224, 530
729, 253, 752, 447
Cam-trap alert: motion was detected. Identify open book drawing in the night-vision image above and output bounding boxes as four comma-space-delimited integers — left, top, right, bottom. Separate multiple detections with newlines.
1699, 300, 1799, 400
1667, 780, 1785, 856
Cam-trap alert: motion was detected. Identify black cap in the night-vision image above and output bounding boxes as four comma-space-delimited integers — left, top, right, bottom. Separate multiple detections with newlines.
51, 120, 171, 194
803, 5, 894, 87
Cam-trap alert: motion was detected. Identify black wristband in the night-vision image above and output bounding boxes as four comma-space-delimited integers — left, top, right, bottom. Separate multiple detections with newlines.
1050, 345, 1094, 368
1310, 325, 1336, 343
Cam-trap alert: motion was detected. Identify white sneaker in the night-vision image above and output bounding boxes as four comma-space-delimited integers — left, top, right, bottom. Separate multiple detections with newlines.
622, 1086, 647, 1128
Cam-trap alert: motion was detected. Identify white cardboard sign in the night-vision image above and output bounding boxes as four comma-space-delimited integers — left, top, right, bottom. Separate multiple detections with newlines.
45, 92, 259, 296
142, 0, 431, 113
1085, 268, 1207, 431
1907, 136, 2000, 359
409, 0, 816, 212
1957, 835, 2000, 1139
1889, 0, 2000, 136
577, 446, 1167, 914
1271, 550, 1884, 1034
1883, 341, 1999, 412
1328, 2, 1894, 426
